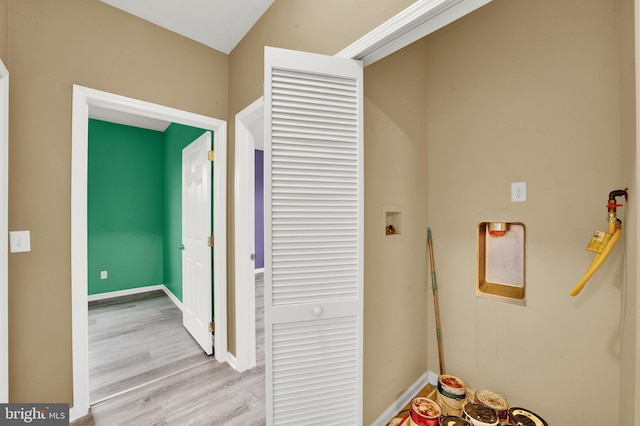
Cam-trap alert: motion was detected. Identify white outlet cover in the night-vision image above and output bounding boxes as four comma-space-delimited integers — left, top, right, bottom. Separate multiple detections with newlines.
511, 181, 527, 202
9, 230, 31, 253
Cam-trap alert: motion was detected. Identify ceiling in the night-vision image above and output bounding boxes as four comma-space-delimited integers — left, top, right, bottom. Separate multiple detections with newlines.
100, 0, 274, 54
90, 105, 172, 132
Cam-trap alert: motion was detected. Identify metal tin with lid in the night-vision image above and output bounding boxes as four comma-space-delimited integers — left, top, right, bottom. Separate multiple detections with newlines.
507, 407, 548, 426
439, 415, 471, 426
410, 397, 442, 426
437, 375, 467, 416
474, 390, 508, 422
461, 402, 499, 426
438, 375, 466, 399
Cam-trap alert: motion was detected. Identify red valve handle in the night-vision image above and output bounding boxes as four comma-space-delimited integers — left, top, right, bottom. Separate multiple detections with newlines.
607, 203, 623, 208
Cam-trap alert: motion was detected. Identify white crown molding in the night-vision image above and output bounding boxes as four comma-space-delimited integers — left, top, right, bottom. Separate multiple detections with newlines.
336, 0, 493, 66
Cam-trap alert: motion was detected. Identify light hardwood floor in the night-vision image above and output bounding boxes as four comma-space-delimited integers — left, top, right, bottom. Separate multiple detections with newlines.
87, 290, 208, 403
73, 274, 265, 425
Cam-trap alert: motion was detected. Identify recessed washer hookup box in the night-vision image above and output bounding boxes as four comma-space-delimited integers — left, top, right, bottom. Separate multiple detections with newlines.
477, 221, 526, 306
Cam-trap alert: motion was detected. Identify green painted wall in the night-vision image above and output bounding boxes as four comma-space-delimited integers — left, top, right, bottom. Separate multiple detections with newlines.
162, 123, 209, 301
88, 120, 210, 305
88, 119, 165, 294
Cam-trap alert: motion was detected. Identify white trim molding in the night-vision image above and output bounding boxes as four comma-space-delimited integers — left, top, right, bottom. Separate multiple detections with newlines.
225, 352, 238, 371
161, 286, 184, 312
86, 285, 183, 312
70, 85, 227, 421
87, 285, 167, 302
0, 59, 9, 405
233, 97, 263, 373
336, 0, 493, 66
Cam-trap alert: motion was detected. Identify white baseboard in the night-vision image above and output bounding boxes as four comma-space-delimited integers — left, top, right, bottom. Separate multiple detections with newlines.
87, 284, 183, 312
161, 286, 183, 311
69, 406, 81, 423
371, 370, 438, 426
87, 285, 165, 302
427, 370, 439, 386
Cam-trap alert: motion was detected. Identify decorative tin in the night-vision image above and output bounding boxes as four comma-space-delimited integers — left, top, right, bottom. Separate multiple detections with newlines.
474, 390, 508, 422
439, 415, 471, 426
461, 402, 499, 426
507, 407, 548, 426
437, 374, 467, 416
410, 397, 442, 426
438, 375, 466, 399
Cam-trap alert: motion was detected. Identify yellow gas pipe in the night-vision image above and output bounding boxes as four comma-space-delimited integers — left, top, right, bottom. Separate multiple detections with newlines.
569, 189, 627, 296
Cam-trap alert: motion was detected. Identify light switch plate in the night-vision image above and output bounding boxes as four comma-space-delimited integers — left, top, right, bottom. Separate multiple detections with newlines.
9, 230, 31, 253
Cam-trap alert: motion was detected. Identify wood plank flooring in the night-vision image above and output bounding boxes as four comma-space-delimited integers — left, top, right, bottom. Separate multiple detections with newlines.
73, 274, 265, 425
87, 290, 208, 403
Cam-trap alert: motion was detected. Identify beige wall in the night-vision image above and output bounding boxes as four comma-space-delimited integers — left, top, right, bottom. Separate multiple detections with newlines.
420, 0, 630, 424
619, 0, 638, 423
5, 0, 228, 404
362, 40, 430, 422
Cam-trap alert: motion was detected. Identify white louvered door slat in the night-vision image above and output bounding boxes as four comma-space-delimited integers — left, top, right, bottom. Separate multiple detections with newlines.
264, 47, 363, 425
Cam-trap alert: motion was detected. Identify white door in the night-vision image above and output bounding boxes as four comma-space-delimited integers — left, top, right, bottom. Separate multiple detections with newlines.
182, 132, 213, 355
264, 47, 363, 424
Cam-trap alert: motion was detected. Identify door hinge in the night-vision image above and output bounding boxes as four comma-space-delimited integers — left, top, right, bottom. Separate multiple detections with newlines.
209, 322, 215, 333
208, 150, 215, 161
208, 235, 214, 247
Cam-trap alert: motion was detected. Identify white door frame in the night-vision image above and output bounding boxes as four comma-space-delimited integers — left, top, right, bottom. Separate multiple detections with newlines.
0, 59, 9, 404
232, 0, 494, 376
233, 97, 264, 372
70, 85, 227, 420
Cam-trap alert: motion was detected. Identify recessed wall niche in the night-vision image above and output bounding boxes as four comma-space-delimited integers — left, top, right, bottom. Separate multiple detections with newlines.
383, 205, 404, 238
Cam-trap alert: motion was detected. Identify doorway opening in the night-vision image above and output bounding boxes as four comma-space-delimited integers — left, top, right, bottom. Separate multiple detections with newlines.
85, 119, 214, 403
71, 85, 227, 421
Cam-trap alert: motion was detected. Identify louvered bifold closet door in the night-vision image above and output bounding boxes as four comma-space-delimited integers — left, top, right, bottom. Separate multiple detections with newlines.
264, 47, 363, 425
